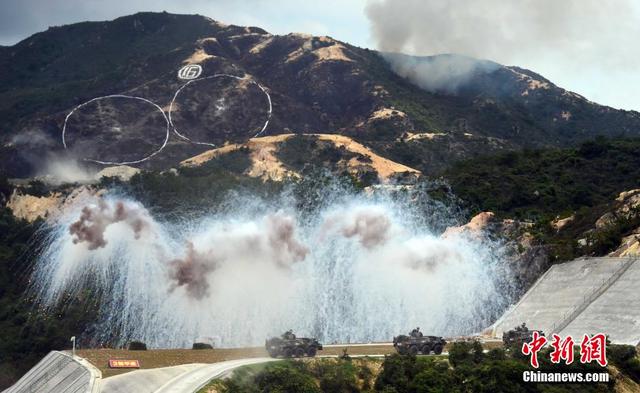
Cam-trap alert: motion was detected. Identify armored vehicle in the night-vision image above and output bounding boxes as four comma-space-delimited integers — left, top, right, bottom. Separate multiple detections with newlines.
502, 323, 544, 348
265, 330, 323, 358
393, 328, 446, 355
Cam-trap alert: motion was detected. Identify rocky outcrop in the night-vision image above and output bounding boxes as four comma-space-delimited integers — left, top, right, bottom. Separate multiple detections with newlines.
443, 212, 548, 287
609, 230, 640, 257
96, 166, 141, 182
6, 190, 62, 222
551, 215, 574, 232
7, 186, 104, 223
573, 189, 640, 257
604, 189, 640, 257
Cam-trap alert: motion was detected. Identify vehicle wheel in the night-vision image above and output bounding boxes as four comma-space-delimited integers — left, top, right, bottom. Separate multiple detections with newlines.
283, 348, 293, 358
409, 345, 419, 355
421, 345, 431, 355
295, 347, 305, 358
396, 346, 408, 355
268, 350, 279, 358
307, 347, 317, 357
433, 344, 443, 355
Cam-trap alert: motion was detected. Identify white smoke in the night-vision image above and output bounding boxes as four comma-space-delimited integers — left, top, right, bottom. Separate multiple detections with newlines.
381, 52, 500, 93
365, 0, 640, 106
37, 155, 98, 185
31, 190, 514, 347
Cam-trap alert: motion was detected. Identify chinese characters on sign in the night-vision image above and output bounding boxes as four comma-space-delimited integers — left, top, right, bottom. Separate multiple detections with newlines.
522, 333, 607, 368
108, 359, 141, 368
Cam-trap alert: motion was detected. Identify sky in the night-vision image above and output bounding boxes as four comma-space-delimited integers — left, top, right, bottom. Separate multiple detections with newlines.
1, 0, 639, 111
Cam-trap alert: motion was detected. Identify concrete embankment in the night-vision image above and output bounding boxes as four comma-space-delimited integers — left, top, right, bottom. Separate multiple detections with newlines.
493, 257, 640, 345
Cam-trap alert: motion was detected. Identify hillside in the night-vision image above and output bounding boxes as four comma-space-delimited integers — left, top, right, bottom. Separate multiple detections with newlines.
445, 137, 640, 262
446, 137, 640, 220
180, 133, 420, 183
2, 12, 640, 177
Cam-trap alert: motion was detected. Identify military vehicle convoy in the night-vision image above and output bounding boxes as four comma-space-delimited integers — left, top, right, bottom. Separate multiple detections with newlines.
393, 327, 446, 355
265, 330, 323, 358
502, 323, 544, 348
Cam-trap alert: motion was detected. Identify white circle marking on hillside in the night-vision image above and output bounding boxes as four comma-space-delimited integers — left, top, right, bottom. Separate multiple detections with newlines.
168, 73, 273, 147
61, 94, 170, 165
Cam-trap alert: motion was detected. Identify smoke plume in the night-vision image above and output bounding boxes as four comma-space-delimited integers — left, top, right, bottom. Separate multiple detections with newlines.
38, 155, 97, 185
69, 199, 149, 250
381, 53, 499, 93
323, 206, 392, 249
169, 242, 217, 300
266, 213, 309, 266
32, 189, 515, 348
166, 211, 307, 300
365, 0, 640, 101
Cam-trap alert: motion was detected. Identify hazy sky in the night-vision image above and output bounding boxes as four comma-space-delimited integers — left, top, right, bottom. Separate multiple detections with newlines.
1, 0, 639, 111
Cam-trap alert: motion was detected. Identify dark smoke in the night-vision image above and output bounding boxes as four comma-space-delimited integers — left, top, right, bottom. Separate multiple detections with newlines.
321, 207, 392, 249
342, 209, 391, 248
168, 242, 217, 300
69, 200, 148, 250
266, 213, 309, 266
166, 212, 308, 300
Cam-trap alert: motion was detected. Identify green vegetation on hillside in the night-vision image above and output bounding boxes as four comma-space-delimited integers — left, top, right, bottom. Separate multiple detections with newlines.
199, 358, 376, 393
179, 147, 253, 177
277, 135, 360, 170
445, 137, 640, 220
105, 165, 282, 217
201, 341, 632, 393
358, 51, 447, 134
0, 196, 94, 389
276, 135, 378, 187
444, 137, 640, 261
0, 12, 220, 130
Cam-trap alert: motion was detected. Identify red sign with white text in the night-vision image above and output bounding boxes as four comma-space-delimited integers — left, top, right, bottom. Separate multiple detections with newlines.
108, 359, 140, 368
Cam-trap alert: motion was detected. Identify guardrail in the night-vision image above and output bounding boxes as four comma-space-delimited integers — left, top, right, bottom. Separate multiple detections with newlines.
549, 257, 637, 335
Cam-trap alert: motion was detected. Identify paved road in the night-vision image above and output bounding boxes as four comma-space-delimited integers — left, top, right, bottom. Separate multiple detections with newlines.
101, 358, 277, 393
96, 339, 497, 392
98, 351, 455, 393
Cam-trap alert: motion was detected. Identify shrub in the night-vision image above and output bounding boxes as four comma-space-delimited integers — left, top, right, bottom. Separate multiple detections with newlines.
608, 345, 640, 381
410, 361, 454, 393
127, 341, 147, 350
374, 354, 425, 393
448, 341, 474, 367
192, 342, 213, 350
253, 362, 320, 393
315, 360, 359, 393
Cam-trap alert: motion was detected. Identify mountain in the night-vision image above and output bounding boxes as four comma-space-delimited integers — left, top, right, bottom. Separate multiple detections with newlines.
1, 11, 640, 177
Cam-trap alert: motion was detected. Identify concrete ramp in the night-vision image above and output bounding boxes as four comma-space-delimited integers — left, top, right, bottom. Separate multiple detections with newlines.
493, 257, 640, 344
100, 364, 203, 393
561, 257, 640, 344
101, 358, 277, 393
3, 351, 101, 393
